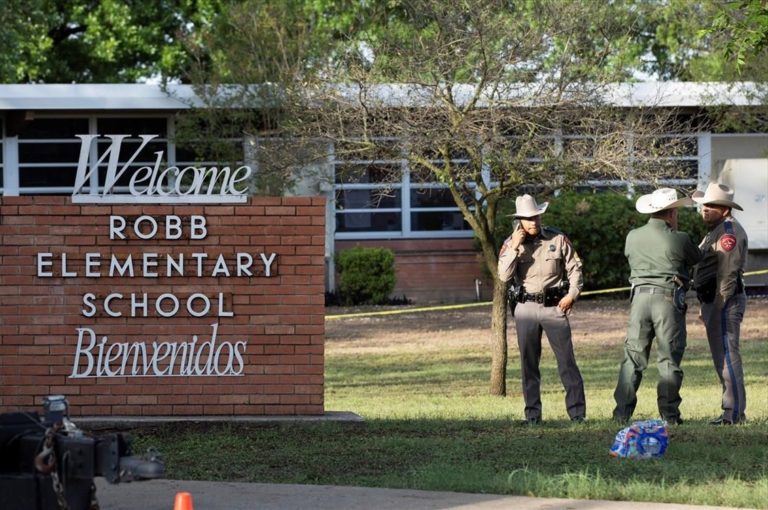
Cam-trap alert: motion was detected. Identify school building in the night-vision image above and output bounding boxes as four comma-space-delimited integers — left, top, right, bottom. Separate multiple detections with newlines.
2, 83, 767, 303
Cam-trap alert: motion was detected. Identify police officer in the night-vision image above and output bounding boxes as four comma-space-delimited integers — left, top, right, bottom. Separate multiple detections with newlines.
692, 183, 749, 425
612, 188, 706, 425
498, 194, 585, 424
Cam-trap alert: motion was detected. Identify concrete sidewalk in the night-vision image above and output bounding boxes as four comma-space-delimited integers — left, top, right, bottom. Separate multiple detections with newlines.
94, 479, 745, 510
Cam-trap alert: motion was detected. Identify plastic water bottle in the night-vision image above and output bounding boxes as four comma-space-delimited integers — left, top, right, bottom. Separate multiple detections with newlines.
640, 436, 661, 457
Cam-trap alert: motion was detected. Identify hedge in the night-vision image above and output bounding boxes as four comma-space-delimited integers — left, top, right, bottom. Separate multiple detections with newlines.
494, 191, 708, 291
335, 246, 397, 305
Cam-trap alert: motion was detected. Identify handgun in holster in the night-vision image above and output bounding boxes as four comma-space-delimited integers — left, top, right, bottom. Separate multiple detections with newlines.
507, 283, 521, 317
672, 275, 688, 312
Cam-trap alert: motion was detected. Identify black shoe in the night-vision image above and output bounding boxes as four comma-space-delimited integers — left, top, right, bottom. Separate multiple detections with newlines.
709, 414, 745, 425
570, 415, 586, 423
663, 416, 683, 425
613, 414, 630, 425
523, 417, 541, 426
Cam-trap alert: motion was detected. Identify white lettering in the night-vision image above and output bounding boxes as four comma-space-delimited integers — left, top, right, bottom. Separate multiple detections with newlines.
237, 253, 253, 276
156, 294, 180, 318
134, 215, 158, 240
143, 253, 159, 278
110, 216, 127, 240
85, 253, 101, 277
104, 293, 123, 317
72, 134, 252, 203
261, 253, 277, 277
61, 253, 77, 277
70, 328, 97, 378
68, 324, 247, 378
131, 293, 148, 317
190, 216, 207, 239
186, 293, 211, 317
110, 254, 134, 277
82, 293, 97, 318
166, 216, 182, 240
211, 254, 230, 277
37, 253, 53, 277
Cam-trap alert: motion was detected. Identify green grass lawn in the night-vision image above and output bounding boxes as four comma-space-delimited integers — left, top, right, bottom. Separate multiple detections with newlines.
135, 303, 768, 508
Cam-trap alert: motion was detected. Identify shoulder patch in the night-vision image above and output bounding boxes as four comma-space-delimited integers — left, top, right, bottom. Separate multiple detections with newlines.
719, 233, 737, 252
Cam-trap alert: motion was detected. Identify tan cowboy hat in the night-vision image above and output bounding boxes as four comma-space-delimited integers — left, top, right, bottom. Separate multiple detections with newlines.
512, 194, 548, 218
635, 188, 694, 214
691, 182, 743, 211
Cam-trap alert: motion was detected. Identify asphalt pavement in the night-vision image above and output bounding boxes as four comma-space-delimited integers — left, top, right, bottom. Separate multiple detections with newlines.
94, 479, 747, 510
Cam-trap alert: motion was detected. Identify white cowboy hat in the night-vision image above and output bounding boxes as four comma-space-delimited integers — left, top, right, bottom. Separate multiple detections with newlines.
635, 188, 694, 214
512, 194, 548, 218
691, 182, 743, 211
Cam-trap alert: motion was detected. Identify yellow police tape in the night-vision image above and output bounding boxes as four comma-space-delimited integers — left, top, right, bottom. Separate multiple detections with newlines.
325, 269, 768, 320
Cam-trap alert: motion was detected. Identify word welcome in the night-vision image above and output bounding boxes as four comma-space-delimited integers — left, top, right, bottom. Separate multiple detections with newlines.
72, 134, 252, 203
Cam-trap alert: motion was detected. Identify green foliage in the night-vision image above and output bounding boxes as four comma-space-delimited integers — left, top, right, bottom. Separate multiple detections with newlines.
335, 247, 396, 305
677, 204, 708, 244
494, 191, 707, 291
0, 0, 225, 83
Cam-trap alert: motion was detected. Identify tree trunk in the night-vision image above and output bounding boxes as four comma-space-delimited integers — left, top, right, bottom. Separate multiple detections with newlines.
489, 277, 508, 396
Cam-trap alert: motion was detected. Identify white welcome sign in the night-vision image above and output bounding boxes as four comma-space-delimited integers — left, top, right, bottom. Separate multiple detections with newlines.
72, 134, 252, 203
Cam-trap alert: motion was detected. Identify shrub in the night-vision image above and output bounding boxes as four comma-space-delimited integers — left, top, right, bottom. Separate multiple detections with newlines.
495, 191, 708, 291
335, 247, 396, 305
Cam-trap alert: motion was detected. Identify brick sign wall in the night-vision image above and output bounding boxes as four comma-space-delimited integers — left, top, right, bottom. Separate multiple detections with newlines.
0, 196, 325, 416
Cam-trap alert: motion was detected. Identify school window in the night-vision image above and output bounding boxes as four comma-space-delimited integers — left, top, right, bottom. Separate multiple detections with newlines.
17, 117, 89, 192
333, 139, 473, 239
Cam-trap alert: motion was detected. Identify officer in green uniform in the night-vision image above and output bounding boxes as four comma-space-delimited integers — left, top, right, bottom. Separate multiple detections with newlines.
498, 194, 585, 424
692, 183, 749, 425
612, 188, 706, 425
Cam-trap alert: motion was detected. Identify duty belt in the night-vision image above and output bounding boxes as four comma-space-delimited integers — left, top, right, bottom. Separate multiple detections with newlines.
634, 286, 674, 296
521, 292, 546, 304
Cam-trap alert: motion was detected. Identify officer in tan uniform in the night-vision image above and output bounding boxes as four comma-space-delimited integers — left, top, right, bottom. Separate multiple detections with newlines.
692, 183, 749, 425
498, 194, 585, 424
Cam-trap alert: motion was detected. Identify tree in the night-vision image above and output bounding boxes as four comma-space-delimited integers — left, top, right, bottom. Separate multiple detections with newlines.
627, 0, 768, 81
0, 0, 225, 83
189, 0, 700, 396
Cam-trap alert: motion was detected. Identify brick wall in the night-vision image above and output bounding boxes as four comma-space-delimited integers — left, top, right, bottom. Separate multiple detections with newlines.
0, 196, 325, 416
335, 238, 492, 303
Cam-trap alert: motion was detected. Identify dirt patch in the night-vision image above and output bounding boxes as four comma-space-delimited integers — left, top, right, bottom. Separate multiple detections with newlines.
326, 297, 767, 354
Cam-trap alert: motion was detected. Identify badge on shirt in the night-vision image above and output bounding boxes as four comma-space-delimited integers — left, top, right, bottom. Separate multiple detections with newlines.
549, 244, 556, 252
719, 234, 737, 252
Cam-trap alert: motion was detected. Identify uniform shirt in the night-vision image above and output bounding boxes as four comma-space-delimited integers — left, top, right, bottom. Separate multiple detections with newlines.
625, 218, 704, 289
497, 226, 583, 300
694, 215, 748, 300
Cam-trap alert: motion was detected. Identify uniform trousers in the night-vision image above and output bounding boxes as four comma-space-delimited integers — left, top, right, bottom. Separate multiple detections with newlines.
701, 292, 747, 422
613, 292, 686, 422
514, 301, 585, 420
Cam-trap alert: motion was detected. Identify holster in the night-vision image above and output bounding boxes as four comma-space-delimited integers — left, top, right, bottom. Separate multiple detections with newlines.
673, 286, 687, 313
673, 275, 688, 313
506, 285, 518, 317
695, 279, 716, 304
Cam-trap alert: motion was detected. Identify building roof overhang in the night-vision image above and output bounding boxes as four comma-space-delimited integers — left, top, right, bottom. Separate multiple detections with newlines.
0, 82, 764, 111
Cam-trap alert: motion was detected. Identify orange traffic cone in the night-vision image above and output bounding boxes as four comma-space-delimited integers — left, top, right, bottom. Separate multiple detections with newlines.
173, 492, 194, 510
